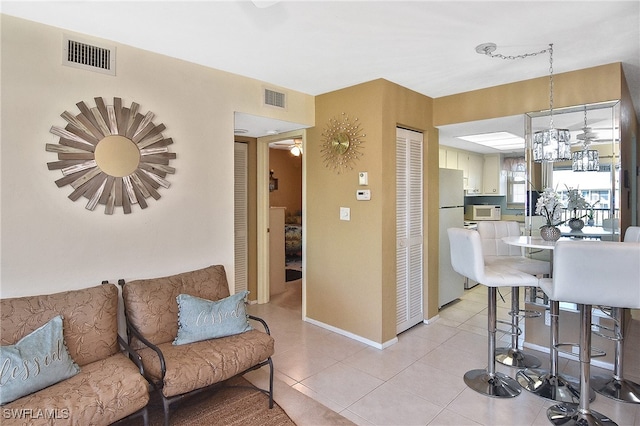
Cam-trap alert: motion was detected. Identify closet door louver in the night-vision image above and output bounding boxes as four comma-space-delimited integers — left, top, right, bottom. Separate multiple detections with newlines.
234, 142, 248, 294
396, 128, 424, 334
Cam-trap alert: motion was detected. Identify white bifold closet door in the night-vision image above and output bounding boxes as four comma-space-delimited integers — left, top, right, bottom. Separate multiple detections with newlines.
234, 142, 248, 294
396, 127, 424, 334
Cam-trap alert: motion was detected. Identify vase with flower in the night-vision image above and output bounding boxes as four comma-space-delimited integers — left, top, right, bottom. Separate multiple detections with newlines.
535, 187, 564, 241
565, 186, 588, 231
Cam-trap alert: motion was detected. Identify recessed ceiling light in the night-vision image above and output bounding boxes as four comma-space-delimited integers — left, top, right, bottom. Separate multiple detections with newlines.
234, 128, 248, 134
458, 131, 524, 151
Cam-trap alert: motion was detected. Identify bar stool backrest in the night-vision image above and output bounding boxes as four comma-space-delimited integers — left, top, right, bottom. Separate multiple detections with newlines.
550, 240, 640, 309
447, 227, 486, 284
624, 226, 640, 242
477, 221, 523, 257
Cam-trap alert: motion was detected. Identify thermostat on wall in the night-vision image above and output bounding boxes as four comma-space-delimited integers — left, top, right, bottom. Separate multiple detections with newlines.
356, 189, 371, 201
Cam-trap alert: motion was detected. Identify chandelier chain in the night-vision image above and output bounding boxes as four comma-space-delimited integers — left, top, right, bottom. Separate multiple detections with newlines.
548, 43, 554, 126
483, 48, 549, 61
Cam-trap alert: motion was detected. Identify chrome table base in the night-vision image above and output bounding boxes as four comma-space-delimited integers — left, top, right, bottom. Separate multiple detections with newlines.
464, 369, 521, 398
547, 403, 617, 426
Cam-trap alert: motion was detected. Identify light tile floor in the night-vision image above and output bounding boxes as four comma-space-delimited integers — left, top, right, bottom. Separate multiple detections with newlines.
247, 283, 640, 426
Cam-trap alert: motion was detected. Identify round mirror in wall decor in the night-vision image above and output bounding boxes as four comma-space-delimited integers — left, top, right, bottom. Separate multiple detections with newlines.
46, 97, 176, 214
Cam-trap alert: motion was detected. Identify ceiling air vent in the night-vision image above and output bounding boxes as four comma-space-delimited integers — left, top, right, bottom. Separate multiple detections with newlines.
63, 35, 116, 76
264, 88, 286, 109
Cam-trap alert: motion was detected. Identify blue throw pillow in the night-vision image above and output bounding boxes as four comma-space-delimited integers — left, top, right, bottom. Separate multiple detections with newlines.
173, 291, 253, 345
0, 315, 80, 405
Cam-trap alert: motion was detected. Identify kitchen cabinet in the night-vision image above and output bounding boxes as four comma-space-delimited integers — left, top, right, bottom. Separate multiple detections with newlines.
482, 153, 506, 195
439, 147, 484, 194
439, 147, 458, 169
466, 153, 483, 194
439, 148, 446, 168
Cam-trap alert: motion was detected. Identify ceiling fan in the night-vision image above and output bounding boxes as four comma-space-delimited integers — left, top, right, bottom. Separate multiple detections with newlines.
268, 138, 303, 156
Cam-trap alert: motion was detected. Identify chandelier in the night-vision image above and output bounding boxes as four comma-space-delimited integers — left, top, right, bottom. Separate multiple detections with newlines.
475, 42, 570, 162
572, 106, 599, 172
531, 44, 571, 162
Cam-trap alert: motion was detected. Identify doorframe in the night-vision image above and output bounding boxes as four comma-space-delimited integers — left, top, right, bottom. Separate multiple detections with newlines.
256, 130, 306, 314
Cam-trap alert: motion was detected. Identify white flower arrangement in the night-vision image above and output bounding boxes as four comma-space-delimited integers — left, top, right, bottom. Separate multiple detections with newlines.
564, 185, 588, 218
535, 187, 564, 227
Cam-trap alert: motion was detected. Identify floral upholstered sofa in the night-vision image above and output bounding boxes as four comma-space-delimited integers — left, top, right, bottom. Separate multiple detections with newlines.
120, 264, 275, 426
0, 283, 149, 425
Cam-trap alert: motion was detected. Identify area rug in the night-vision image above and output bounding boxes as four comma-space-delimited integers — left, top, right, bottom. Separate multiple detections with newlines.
285, 269, 302, 282
119, 376, 295, 426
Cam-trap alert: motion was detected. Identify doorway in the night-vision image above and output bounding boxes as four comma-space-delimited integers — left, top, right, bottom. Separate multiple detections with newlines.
267, 137, 303, 313
255, 131, 306, 315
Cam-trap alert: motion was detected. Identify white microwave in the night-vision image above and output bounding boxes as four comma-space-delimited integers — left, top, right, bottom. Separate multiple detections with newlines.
470, 205, 501, 221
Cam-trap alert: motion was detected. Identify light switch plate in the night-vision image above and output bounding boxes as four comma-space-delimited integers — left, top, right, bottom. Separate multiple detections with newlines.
358, 171, 368, 185
340, 207, 350, 221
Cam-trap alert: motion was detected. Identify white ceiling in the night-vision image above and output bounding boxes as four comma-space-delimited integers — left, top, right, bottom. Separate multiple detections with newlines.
2, 1, 639, 152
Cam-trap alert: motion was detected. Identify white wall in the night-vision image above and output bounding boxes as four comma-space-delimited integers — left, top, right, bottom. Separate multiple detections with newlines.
0, 15, 314, 298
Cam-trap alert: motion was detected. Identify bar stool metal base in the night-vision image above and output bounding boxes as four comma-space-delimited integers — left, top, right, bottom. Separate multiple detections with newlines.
547, 403, 618, 426
591, 376, 640, 404
496, 347, 541, 368
516, 368, 591, 403
464, 369, 521, 398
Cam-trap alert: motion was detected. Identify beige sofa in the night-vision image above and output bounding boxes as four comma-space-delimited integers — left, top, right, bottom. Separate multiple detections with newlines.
1, 283, 149, 426
120, 264, 275, 426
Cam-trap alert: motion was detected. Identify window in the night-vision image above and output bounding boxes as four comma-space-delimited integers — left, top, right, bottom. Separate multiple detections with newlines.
504, 157, 526, 208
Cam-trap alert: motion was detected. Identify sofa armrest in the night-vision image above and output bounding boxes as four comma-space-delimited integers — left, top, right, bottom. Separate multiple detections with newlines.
248, 315, 271, 335
118, 334, 146, 376
124, 315, 167, 387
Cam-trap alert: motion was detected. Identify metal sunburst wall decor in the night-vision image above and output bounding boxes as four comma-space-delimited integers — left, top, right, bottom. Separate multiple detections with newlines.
46, 97, 176, 214
320, 112, 365, 174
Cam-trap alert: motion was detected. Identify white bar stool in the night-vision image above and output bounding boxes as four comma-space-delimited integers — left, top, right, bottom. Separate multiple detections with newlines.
477, 221, 550, 368
448, 228, 538, 398
590, 226, 640, 404
544, 240, 640, 425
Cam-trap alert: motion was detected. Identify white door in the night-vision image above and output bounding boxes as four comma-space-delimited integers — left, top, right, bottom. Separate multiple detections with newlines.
234, 142, 248, 294
396, 128, 424, 333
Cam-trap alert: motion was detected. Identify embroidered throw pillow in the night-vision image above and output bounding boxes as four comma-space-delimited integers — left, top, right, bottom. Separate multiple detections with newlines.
173, 291, 253, 345
0, 315, 80, 405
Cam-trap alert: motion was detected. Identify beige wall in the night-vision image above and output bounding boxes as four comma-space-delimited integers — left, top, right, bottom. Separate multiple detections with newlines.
306, 80, 433, 345
0, 15, 314, 298
434, 63, 625, 126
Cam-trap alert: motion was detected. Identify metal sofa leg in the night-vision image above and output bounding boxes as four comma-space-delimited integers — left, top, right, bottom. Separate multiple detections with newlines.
268, 357, 274, 409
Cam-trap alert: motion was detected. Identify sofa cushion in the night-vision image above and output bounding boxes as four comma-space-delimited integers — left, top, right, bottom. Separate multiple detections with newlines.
139, 329, 274, 398
1, 353, 149, 426
1, 285, 120, 367
0, 315, 80, 405
123, 265, 231, 349
174, 291, 253, 345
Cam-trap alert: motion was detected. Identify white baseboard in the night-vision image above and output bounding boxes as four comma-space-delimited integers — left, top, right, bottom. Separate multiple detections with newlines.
304, 317, 398, 350
423, 314, 440, 324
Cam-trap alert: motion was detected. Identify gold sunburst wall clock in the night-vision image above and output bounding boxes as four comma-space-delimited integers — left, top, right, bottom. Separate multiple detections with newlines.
320, 113, 365, 174
46, 97, 176, 214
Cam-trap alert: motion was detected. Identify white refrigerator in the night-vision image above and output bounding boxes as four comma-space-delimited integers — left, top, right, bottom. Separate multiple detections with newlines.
438, 168, 465, 307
